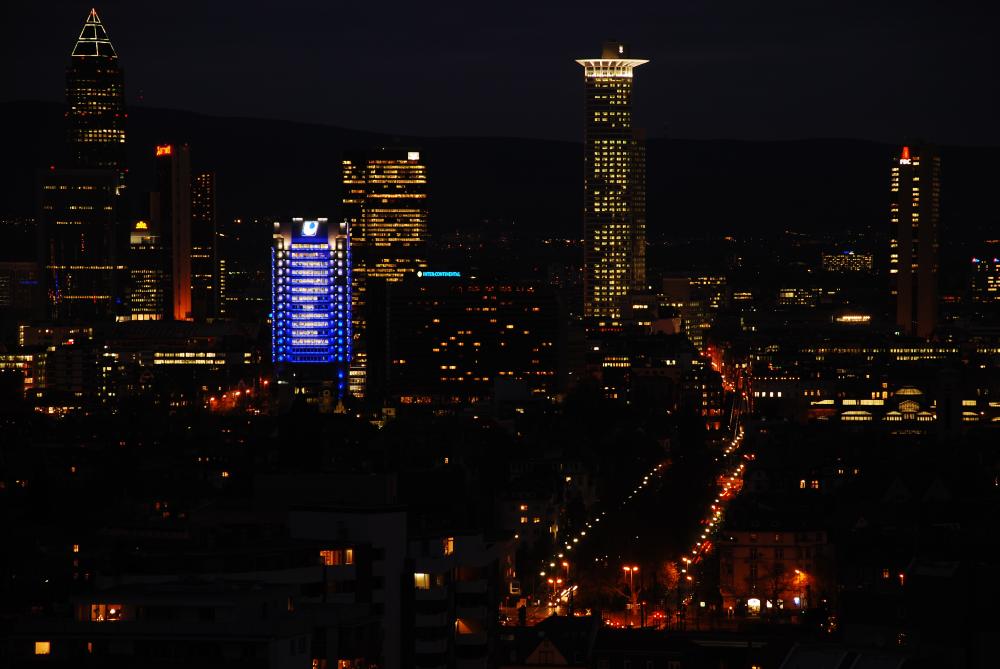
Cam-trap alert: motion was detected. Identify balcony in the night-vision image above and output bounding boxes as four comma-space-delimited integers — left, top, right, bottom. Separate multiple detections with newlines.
457, 658, 489, 669
415, 587, 448, 601
415, 612, 447, 627
456, 605, 487, 621
455, 631, 488, 646
414, 637, 448, 654
454, 580, 487, 595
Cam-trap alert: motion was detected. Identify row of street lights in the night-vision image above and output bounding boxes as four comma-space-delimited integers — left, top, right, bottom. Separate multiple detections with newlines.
537, 461, 668, 609
671, 423, 747, 627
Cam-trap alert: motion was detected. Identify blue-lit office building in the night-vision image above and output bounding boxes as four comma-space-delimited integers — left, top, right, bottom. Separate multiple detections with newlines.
272, 218, 352, 396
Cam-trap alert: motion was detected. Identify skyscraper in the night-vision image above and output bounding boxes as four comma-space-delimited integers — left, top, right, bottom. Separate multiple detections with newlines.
128, 219, 165, 321
272, 218, 352, 397
66, 8, 126, 187
889, 145, 940, 338
38, 169, 123, 321
151, 144, 192, 321
191, 172, 217, 321
577, 41, 648, 325
39, 8, 127, 322
215, 218, 273, 322
342, 149, 428, 398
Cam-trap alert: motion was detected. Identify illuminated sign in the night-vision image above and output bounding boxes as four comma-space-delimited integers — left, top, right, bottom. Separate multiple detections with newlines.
834, 314, 872, 324
301, 220, 320, 237
155, 145, 172, 157
418, 271, 461, 278
899, 145, 911, 165
407, 151, 420, 161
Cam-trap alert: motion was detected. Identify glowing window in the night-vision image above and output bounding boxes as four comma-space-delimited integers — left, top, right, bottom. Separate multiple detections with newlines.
90, 604, 123, 621
319, 549, 353, 566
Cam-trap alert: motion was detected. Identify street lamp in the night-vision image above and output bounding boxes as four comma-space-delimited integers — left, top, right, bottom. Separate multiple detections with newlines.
562, 561, 573, 612
623, 566, 639, 625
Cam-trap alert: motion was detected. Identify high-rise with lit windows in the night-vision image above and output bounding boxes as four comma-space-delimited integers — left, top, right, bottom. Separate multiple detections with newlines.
272, 218, 352, 397
578, 42, 648, 325
216, 218, 272, 321
191, 172, 217, 321
38, 169, 124, 321
971, 256, 1000, 303
889, 145, 940, 338
128, 219, 165, 320
66, 8, 126, 187
822, 250, 874, 273
342, 149, 428, 398
386, 275, 562, 406
39, 8, 127, 322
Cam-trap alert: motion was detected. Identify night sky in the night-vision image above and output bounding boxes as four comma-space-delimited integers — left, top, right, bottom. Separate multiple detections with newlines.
6, 1, 998, 144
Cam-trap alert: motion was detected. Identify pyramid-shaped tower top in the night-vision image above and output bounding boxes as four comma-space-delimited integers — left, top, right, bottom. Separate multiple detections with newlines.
71, 8, 118, 58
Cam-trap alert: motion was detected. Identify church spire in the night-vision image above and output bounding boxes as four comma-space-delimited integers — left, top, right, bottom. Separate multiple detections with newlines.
71, 8, 118, 58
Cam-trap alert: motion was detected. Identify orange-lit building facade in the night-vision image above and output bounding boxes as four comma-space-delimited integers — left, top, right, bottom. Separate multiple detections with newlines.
151, 144, 192, 321
718, 529, 833, 615
578, 42, 647, 325
889, 145, 940, 338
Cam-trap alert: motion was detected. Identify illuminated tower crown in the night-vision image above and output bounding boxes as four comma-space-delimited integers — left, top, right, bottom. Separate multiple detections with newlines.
66, 8, 126, 183
71, 8, 119, 58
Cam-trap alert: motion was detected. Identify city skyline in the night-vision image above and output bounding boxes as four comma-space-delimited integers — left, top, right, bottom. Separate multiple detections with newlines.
1, 6, 997, 669
5, 2, 998, 145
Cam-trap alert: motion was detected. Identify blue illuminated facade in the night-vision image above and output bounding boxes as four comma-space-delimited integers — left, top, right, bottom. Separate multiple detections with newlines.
272, 218, 352, 396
